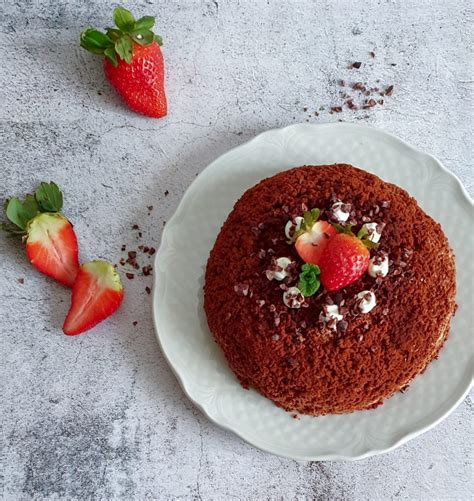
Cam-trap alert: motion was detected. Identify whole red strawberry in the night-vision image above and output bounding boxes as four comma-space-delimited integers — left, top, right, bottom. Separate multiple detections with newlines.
319, 231, 372, 291
80, 7, 167, 118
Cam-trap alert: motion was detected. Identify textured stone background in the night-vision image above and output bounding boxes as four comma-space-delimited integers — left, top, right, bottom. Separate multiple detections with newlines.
1, 0, 473, 499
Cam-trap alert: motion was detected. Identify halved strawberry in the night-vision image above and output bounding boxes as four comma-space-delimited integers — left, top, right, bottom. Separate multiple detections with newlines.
3, 182, 79, 287
63, 260, 124, 336
26, 213, 79, 287
319, 233, 370, 291
294, 209, 336, 266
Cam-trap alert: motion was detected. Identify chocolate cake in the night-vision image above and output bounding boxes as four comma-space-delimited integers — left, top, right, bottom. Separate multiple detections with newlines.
204, 164, 456, 415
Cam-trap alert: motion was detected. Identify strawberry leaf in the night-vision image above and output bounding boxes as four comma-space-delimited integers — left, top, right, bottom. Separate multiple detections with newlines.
80, 29, 112, 55
106, 28, 122, 42
5, 195, 40, 230
113, 7, 135, 32
303, 211, 313, 231
154, 34, 163, 46
297, 263, 321, 297
35, 182, 63, 212
362, 239, 378, 250
310, 208, 320, 221
131, 29, 155, 46
115, 36, 133, 63
357, 226, 368, 239
332, 223, 346, 234
135, 15, 155, 30
104, 46, 118, 67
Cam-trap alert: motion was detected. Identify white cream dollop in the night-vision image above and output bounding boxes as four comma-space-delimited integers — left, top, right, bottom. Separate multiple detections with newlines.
283, 287, 304, 309
362, 222, 382, 243
331, 201, 350, 223
266, 257, 293, 281
284, 216, 303, 240
368, 254, 389, 278
319, 304, 343, 328
356, 290, 377, 313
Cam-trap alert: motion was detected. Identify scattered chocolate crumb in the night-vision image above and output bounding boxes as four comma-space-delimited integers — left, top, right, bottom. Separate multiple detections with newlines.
351, 61, 362, 69
138, 232, 142, 238
143, 246, 150, 253
338, 79, 346, 86
121, 245, 126, 251
145, 286, 151, 295
128, 251, 137, 259
149, 247, 156, 255
292, 414, 300, 420
369, 51, 375, 58
119, 258, 126, 266
303, 106, 308, 112
132, 224, 139, 230
234, 283, 249, 296
337, 320, 348, 333
330, 106, 343, 113
352, 82, 365, 91
147, 205, 153, 211
126, 273, 135, 280
142, 265, 153, 276
164, 190, 169, 196
18, 278, 24, 284
385, 85, 394, 96
133, 321, 138, 326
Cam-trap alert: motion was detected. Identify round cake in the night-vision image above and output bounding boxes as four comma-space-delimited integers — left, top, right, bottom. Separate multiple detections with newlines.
204, 164, 456, 416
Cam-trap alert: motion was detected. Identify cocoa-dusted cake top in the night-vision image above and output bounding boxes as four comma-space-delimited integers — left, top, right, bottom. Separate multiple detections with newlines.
204, 164, 456, 416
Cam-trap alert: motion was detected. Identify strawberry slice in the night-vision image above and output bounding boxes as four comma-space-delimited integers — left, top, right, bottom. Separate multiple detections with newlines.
319, 233, 370, 291
26, 213, 79, 287
3, 182, 79, 287
295, 220, 336, 266
63, 260, 124, 336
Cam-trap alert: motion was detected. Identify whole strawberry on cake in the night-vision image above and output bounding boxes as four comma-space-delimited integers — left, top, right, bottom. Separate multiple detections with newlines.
204, 164, 456, 415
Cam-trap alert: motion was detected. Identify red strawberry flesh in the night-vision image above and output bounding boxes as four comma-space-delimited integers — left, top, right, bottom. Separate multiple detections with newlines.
319, 233, 370, 291
26, 213, 79, 288
104, 41, 167, 118
63, 260, 124, 336
295, 221, 336, 266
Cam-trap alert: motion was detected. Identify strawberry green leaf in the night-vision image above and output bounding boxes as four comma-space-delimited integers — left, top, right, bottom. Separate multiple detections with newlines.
357, 226, 368, 239
5, 195, 40, 230
131, 29, 154, 46
332, 223, 346, 234
80, 28, 112, 55
104, 46, 118, 67
297, 263, 321, 297
35, 182, 63, 212
135, 15, 155, 30
113, 7, 136, 32
362, 239, 378, 250
106, 28, 122, 42
303, 211, 313, 231
310, 208, 320, 221
115, 36, 133, 63
154, 34, 163, 46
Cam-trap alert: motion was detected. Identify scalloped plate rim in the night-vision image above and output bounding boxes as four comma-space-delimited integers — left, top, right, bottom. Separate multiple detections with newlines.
152, 122, 473, 461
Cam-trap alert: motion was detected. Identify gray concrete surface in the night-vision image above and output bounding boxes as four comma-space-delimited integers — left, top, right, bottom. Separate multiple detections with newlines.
1, 0, 473, 499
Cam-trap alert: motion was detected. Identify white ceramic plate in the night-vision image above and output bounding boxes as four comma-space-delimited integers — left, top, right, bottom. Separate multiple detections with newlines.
153, 123, 473, 461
